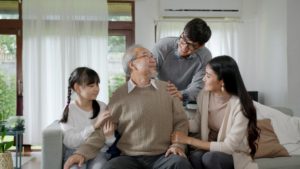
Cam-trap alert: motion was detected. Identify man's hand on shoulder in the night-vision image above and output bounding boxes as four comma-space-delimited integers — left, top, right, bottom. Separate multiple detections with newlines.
63, 154, 85, 169
166, 81, 183, 100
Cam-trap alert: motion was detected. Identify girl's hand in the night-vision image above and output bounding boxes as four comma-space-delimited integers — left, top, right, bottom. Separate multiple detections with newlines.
103, 120, 115, 138
94, 110, 111, 129
171, 131, 189, 144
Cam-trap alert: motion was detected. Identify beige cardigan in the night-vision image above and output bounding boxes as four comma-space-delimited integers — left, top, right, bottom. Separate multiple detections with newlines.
192, 91, 258, 169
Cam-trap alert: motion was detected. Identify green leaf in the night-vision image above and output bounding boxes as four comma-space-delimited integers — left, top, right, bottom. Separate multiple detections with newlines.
1, 126, 6, 141
0, 141, 14, 153
0, 142, 4, 153
4, 141, 13, 152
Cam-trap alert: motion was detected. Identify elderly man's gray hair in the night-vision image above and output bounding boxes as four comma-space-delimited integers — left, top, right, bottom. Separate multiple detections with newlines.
122, 44, 145, 77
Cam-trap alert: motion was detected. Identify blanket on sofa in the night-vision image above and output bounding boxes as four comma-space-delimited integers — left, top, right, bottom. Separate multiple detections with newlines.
255, 102, 300, 155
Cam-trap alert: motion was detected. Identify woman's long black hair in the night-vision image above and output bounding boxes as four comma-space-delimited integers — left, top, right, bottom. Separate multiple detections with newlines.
60, 67, 100, 123
208, 55, 260, 158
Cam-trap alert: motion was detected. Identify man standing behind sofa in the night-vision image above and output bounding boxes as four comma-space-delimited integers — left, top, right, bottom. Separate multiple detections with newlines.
152, 18, 212, 104
64, 44, 192, 169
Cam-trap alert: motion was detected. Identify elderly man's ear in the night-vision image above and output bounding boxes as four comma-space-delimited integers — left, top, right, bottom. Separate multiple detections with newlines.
129, 62, 137, 71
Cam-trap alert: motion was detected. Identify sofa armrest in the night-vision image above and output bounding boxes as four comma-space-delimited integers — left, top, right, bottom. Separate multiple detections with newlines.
42, 120, 63, 169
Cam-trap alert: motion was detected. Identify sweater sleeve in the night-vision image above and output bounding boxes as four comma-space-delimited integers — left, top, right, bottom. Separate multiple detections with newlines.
189, 90, 204, 133
75, 128, 106, 160
210, 107, 249, 154
171, 97, 189, 149
189, 108, 201, 133
60, 119, 95, 149
104, 135, 116, 147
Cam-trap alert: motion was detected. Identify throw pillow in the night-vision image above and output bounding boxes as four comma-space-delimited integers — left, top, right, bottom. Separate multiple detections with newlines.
255, 119, 289, 158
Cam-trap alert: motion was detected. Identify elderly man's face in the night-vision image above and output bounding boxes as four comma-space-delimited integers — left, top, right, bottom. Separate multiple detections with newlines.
131, 48, 157, 78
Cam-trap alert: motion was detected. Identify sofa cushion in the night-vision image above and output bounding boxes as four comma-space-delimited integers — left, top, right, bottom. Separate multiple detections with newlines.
256, 155, 300, 169
255, 119, 289, 158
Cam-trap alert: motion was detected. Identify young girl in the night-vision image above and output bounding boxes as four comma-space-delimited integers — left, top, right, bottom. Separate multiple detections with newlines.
172, 56, 260, 169
60, 67, 115, 169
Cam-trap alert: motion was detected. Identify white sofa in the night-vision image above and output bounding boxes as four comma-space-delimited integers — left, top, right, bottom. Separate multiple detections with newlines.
42, 120, 63, 169
42, 107, 300, 169
254, 106, 300, 169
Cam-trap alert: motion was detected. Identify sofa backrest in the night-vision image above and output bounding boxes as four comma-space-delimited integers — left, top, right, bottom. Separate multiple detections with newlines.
270, 106, 294, 116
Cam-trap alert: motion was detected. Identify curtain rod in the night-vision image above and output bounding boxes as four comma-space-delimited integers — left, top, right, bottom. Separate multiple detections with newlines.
155, 17, 242, 23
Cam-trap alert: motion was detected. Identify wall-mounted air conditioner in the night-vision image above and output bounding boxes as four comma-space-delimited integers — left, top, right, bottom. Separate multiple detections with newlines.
159, 0, 242, 18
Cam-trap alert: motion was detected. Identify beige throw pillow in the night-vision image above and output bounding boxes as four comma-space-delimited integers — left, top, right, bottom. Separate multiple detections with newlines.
255, 119, 289, 158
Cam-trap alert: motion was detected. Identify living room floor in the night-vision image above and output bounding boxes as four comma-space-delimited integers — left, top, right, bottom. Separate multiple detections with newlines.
20, 151, 41, 169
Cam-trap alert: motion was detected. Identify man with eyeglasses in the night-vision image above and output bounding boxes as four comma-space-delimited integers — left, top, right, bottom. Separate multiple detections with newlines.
152, 18, 212, 104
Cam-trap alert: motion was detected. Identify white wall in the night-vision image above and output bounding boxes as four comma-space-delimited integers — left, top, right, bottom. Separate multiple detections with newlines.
287, 0, 300, 116
256, 0, 288, 107
135, 0, 300, 116
238, 0, 260, 92
135, 0, 159, 49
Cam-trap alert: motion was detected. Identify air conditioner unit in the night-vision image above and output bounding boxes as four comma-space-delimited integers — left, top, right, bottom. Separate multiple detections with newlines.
159, 0, 242, 18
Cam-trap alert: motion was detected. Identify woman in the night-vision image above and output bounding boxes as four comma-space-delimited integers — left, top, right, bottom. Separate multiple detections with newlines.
172, 55, 260, 169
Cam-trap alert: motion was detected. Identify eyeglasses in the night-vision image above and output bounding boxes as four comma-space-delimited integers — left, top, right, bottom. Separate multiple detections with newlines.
131, 51, 154, 61
178, 33, 199, 51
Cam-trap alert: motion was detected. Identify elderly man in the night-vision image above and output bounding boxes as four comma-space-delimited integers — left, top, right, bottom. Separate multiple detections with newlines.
64, 44, 192, 169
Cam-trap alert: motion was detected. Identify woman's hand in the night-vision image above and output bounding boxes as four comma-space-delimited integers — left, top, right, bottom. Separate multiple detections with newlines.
103, 120, 115, 138
172, 131, 211, 150
94, 110, 111, 129
171, 131, 189, 145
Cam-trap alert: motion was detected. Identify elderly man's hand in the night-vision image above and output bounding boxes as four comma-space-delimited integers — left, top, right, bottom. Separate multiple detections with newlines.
166, 82, 183, 100
165, 146, 187, 158
63, 154, 85, 169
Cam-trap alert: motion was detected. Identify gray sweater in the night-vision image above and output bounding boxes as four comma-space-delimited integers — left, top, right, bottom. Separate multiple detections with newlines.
152, 37, 212, 102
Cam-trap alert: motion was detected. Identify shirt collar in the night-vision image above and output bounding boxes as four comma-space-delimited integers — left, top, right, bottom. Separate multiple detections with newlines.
127, 78, 158, 93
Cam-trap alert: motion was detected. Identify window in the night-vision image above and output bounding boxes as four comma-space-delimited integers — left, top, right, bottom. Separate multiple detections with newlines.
108, 1, 134, 96
0, 0, 22, 120
0, 0, 19, 19
108, 2, 132, 21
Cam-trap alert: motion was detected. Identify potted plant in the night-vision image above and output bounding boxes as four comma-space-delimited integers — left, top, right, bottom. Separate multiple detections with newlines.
5, 116, 25, 131
0, 126, 14, 169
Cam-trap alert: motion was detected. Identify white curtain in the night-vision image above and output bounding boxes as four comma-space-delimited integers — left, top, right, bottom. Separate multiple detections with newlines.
156, 19, 240, 61
23, 0, 108, 144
